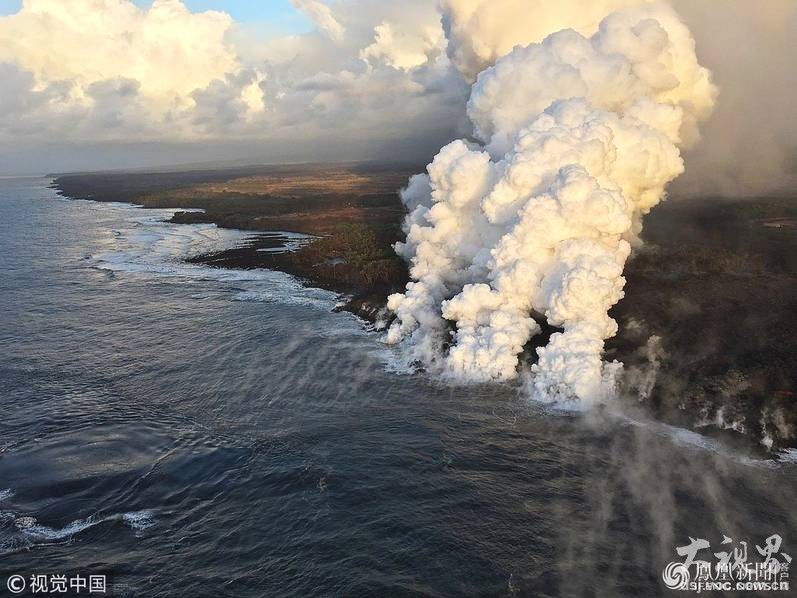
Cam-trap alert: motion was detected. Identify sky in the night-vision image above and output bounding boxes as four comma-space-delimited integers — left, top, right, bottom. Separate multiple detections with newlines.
130, 0, 316, 35
0, 0, 794, 197
1, 0, 310, 26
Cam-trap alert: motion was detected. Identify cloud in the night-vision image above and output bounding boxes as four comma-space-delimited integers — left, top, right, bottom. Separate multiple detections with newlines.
0, 0, 262, 142
0, 0, 238, 107
439, 0, 649, 82
85, 77, 146, 131
290, 0, 345, 42
0, 63, 78, 136
360, 21, 443, 70
190, 70, 266, 133
0, 0, 461, 154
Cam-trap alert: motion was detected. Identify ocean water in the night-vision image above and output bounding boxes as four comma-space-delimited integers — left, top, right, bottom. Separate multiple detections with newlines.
0, 177, 796, 597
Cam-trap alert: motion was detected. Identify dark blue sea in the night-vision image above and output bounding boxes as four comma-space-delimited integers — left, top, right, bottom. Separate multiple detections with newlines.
1, 177, 796, 597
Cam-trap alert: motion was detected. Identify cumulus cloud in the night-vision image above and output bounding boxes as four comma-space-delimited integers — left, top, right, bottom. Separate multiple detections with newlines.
0, 0, 237, 107
0, 0, 259, 142
0, 0, 465, 159
360, 21, 444, 70
290, 0, 345, 42
190, 70, 267, 133
0, 63, 80, 137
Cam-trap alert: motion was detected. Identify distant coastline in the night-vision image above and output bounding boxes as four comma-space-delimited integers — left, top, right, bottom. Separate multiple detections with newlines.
52, 162, 420, 322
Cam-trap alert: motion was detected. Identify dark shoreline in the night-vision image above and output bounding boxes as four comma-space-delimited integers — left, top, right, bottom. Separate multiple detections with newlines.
52, 166, 797, 453
185, 232, 396, 323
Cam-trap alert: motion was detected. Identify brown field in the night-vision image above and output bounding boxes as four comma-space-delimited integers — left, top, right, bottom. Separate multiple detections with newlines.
183, 168, 411, 197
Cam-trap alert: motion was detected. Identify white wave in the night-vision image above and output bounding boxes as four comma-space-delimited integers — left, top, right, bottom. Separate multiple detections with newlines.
77, 200, 340, 311
21, 516, 100, 541
232, 291, 277, 303
618, 413, 780, 469
122, 510, 156, 532
12, 509, 156, 542
231, 285, 335, 309
534, 398, 588, 415
375, 348, 419, 376
0, 489, 13, 502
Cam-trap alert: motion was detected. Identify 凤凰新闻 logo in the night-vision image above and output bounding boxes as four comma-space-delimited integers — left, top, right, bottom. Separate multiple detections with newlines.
663, 534, 791, 592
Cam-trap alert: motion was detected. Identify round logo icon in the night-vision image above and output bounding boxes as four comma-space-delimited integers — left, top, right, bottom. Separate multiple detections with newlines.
7, 574, 26, 594
662, 562, 690, 590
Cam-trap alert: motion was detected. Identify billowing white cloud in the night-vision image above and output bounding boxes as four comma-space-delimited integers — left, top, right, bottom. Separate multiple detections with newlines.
0, 0, 266, 142
360, 21, 443, 70
0, 0, 461, 148
0, 0, 238, 108
439, 0, 649, 82
386, 2, 717, 404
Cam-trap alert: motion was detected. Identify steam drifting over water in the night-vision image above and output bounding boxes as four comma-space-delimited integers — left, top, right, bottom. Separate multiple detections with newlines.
386, 1, 716, 404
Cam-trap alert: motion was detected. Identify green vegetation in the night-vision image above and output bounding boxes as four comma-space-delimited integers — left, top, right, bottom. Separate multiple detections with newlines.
293, 223, 407, 289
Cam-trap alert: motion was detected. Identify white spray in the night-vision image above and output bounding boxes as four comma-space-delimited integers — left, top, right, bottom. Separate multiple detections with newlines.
386, 1, 716, 404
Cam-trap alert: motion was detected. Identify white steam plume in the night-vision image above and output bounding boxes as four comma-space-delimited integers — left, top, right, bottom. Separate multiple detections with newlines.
440, 0, 649, 83
386, 1, 716, 405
